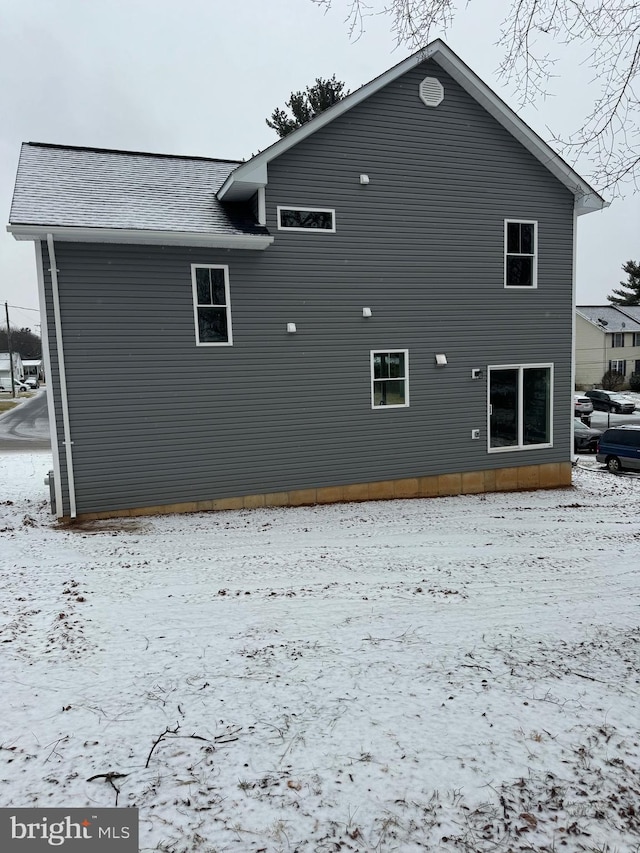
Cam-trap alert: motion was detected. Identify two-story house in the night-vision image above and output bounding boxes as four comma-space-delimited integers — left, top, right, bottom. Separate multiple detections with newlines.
8, 41, 606, 521
576, 306, 640, 388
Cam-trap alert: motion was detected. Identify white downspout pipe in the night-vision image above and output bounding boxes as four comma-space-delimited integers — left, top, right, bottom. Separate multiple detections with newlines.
47, 234, 77, 518
34, 242, 63, 517
571, 205, 578, 462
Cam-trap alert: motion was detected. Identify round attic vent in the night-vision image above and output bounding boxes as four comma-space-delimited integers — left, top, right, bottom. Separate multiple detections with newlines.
419, 77, 444, 107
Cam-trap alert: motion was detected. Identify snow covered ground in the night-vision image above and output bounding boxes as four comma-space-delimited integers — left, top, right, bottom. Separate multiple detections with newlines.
1, 452, 639, 852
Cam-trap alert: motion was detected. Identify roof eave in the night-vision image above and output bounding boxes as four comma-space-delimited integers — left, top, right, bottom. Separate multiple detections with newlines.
7, 224, 274, 250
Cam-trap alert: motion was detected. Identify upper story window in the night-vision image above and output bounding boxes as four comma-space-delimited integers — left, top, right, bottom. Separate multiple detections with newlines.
371, 351, 409, 409
191, 264, 233, 346
277, 206, 336, 232
505, 221, 537, 288
633, 333, 640, 346
611, 332, 625, 347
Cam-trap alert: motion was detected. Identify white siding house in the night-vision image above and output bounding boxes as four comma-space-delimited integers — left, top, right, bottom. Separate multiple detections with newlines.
576, 306, 640, 388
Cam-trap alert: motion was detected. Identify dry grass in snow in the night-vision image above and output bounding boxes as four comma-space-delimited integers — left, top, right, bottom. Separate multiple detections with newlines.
1, 452, 639, 852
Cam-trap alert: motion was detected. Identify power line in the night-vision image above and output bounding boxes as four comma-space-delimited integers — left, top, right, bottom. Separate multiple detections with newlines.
8, 304, 40, 312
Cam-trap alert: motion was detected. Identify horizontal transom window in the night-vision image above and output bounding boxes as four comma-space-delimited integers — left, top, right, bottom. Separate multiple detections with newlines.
277, 206, 336, 232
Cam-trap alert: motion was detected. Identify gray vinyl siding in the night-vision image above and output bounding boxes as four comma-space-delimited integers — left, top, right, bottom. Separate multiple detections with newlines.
43, 58, 575, 516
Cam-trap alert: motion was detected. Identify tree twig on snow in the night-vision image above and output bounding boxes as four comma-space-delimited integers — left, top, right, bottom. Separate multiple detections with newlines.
145, 723, 180, 768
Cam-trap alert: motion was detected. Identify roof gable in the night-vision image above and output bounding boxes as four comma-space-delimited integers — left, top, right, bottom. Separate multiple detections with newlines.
218, 40, 606, 215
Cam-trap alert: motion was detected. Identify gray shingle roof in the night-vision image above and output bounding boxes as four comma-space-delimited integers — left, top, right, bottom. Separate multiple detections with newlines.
9, 143, 267, 237
577, 306, 640, 333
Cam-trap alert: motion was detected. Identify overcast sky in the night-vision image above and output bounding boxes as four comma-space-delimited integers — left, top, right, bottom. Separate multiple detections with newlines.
1, 0, 638, 332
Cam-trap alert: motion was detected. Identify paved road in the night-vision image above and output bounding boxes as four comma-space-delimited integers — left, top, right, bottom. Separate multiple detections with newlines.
0, 389, 51, 451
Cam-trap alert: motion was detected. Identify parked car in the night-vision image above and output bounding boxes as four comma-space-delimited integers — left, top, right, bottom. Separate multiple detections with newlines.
596, 424, 640, 472
0, 379, 29, 392
573, 394, 593, 417
585, 389, 636, 414
573, 418, 602, 453
23, 376, 39, 389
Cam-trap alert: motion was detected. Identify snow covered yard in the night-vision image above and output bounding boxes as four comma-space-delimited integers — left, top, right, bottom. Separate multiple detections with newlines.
1, 453, 639, 853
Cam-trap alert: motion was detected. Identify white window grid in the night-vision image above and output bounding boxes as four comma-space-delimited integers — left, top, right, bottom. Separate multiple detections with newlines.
504, 220, 538, 289
191, 264, 233, 347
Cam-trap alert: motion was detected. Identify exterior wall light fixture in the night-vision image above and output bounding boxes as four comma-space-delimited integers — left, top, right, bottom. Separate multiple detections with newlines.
362, 307, 372, 317
287, 323, 297, 333
360, 174, 370, 184
435, 353, 448, 366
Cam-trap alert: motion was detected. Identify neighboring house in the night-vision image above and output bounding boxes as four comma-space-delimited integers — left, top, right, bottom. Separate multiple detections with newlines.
0, 352, 24, 388
22, 358, 44, 382
8, 40, 606, 521
576, 306, 640, 388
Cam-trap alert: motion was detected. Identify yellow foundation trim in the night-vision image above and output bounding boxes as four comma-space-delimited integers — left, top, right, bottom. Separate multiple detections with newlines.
64, 461, 574, 523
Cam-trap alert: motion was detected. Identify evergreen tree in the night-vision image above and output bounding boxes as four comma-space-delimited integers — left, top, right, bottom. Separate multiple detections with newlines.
266, 76, 349, 138
607, 260, 640, 306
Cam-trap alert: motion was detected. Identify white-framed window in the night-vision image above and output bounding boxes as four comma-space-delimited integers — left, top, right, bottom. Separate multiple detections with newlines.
277, 206, 336, 232
611, 332, 625, 348
633, 333, 640, 347
191, 264, 233, 346
488, 364, 552, 451
504, 220, 537, 288
371, 350, 409, 409
609, 359, 626, 374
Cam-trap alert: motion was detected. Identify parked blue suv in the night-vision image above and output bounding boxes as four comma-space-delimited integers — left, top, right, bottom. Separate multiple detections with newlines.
596, 425, 640, 473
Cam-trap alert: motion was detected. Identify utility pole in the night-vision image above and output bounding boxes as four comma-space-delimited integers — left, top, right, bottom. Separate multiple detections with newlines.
4, 302, 15, 399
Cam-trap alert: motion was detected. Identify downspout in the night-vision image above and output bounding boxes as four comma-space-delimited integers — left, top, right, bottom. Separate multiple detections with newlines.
571, 204, 578, 460
35, 242, 63, 516
47, 234, 77, 518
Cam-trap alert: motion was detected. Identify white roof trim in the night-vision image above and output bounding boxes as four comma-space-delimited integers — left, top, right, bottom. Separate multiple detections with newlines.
7, 224, 274, 250
218, 39, 606, 215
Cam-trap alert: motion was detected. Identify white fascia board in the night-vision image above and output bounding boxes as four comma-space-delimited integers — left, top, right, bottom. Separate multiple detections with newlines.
219, 39, 606, 214
218, 162, 269, 202
7, 224, 274, 250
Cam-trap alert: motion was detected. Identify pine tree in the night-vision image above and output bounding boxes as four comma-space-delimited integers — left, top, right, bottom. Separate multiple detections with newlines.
266, 76, 349, 138
607, 260, 640, 306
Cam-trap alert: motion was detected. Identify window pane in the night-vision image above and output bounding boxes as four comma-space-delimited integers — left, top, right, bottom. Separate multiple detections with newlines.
507, 222, 521, 254
196, 267, 211, 304
523, 367, 550, 445
490, 369, 518, 447
374, 380, 405, 406
210, 268, 226, 305
373, 354, 388, 380
198, 307, 228, 343
388, 352, 405, 378
506, 256, 533, 287
280, 209, 333, 229
520, 224, 534, 254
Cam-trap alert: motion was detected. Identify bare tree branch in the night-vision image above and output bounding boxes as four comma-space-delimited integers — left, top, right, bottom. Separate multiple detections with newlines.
310, 0, 640, 195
